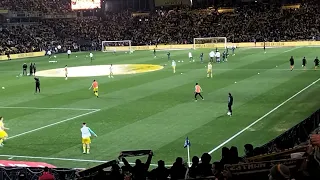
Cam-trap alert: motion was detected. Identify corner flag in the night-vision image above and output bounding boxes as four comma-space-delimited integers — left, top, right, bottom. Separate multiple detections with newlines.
184, 137, 191, 148
184, 137, 191, 167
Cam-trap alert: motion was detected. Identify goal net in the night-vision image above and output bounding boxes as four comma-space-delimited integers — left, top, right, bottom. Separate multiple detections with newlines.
101, 40, 133, 53
193, 37, 227, 50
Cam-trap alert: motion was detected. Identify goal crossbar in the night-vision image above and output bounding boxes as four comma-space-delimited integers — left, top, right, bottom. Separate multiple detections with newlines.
193, 37, 227, 49
102, 40, 132, 53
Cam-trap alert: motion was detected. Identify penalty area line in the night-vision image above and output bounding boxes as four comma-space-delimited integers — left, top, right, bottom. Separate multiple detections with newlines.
0, 155, 166, 167
7, 109, 101, 140
208, 77, 320, 154
283, 46, 301, 53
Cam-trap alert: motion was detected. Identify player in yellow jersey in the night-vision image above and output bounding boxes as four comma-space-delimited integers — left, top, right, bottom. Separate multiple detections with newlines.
207, 62, 212, 78
0, 117, 9, 147
81, 123, 97, 154
89, 80, 99, 97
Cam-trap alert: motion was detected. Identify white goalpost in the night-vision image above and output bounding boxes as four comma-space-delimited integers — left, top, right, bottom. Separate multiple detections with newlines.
101, 40, 133, 53
193, 37, 227, 49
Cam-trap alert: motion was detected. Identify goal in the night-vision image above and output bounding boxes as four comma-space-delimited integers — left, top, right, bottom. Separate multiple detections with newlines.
101, 40, 133, 53
193, 37, 227, 50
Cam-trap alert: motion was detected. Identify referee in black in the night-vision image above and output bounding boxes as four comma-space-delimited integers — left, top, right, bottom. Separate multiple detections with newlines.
34, 77, 40, 93
29, 62, 33, 76
228, 93, 233, 116
33, 63, 36, 76
22, 63, 27, 76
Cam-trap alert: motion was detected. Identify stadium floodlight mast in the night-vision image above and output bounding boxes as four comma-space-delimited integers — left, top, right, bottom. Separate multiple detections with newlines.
193, 37, 227, 50
102, 40, 133, 53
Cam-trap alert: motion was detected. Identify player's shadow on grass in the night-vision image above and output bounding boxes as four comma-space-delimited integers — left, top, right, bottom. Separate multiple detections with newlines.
97, 95, 121, 100
38, 93, 94, 100
215, 114, 229, 120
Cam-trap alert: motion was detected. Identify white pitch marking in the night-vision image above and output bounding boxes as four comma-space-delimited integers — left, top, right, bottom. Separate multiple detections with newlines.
1, 68, 316, 72
208, 77, 320, 154
283, 46, 301, 53
0, 155, 171, 167
7, 109, 100, 139
0, 106, 100, 111
193, 68, 316, 71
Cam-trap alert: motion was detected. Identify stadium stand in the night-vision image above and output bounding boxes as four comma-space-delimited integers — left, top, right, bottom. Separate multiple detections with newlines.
0, 0, 71, 12
0, 0, 320, 179
0, 1, 320, 54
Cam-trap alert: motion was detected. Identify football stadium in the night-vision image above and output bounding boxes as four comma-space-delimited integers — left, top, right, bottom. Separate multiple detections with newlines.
0, 0, 320, 180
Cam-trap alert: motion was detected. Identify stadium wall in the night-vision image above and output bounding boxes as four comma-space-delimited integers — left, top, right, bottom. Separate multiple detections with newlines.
0, 51, 46, 61
2, 41, 320, 59
128, 41, 320, 51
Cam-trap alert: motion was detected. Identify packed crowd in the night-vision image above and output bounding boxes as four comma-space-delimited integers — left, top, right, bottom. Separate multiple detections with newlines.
0, 0, 70, 12
0, 24, 53, 54
1, 1, 320, 55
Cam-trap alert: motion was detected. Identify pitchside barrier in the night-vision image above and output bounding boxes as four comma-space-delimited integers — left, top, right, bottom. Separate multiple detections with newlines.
0, 167, 78, 180
130, 40, 320, 51
2, 41, 320, 61
0, 51, 46, 61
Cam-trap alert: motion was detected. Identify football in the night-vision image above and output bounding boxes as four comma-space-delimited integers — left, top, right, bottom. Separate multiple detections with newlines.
227, 112, 231, 116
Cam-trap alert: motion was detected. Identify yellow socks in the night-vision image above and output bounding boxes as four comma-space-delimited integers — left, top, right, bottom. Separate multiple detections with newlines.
83, 144, 90, 154
82, 144, 86, 153
86, 145, 90, 154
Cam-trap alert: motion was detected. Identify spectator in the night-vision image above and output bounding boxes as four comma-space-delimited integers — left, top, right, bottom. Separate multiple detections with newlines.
229, 146, 243, 164
244, 144, 254, 158
121, 165, 132, 180
18, 173, 26, 180
188, 156, 199, 178
108, 164, 123, 180
169, 157, 187, 180
253, 147, 264, 157
197, 153, 213, 177
38, 167, 55, 180
149, 160, 169, 180
220, 147, 231, 166
121, 151, 153, 180
310, 134, 320, 147
212, 161, 223, 178
269, 164, 291, 180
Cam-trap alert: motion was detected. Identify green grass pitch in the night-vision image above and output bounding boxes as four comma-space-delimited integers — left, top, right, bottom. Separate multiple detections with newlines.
0, 47, 319, 168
